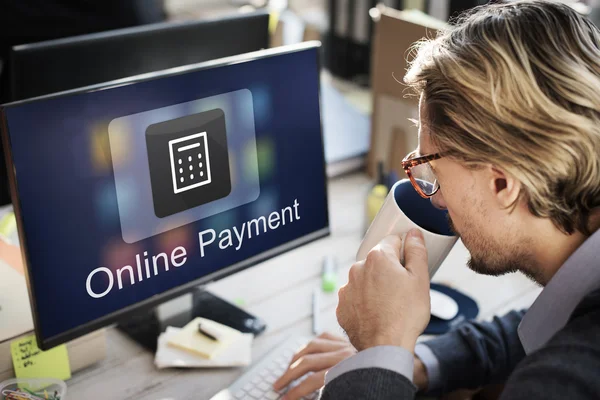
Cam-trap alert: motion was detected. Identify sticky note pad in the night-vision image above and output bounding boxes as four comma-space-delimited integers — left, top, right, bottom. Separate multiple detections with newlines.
11, 335, 71, 380
167, 317, 242, 359
156, 327, 253, 369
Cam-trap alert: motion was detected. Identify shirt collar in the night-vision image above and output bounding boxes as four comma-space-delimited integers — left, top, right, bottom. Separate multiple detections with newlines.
518, 228, 600, 354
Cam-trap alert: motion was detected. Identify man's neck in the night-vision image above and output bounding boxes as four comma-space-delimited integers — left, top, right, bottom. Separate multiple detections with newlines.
530, 221, 589, 286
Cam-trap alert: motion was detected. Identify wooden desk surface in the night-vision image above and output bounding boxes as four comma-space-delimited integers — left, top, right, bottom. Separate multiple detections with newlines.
66, 172, 541, 399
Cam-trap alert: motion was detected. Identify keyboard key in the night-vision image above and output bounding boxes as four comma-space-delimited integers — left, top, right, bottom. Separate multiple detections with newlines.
249, 389, 264, 399
258, 382, 271, 391
269, 366, 284, 375
265, 391, 281, 400
260, 369, 271, 377
251, 376, 262, 385
234, 391, 246, 399
267, 363, 280, 371
243, 383, 253, 392
265, 374, 277, 384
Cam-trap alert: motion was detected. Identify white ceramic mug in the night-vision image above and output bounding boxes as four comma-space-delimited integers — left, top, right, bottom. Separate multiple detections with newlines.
357, 179, 458, 279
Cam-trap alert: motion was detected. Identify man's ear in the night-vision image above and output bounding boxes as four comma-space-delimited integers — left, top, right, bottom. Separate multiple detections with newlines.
488, 165, 521, 208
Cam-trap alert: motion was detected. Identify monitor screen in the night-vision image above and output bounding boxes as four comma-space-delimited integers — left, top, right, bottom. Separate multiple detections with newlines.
0, 11, 270, 207
0, 42, 329, 350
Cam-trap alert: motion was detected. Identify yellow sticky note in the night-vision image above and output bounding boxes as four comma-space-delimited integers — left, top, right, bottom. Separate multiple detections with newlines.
11, 335, 71, 380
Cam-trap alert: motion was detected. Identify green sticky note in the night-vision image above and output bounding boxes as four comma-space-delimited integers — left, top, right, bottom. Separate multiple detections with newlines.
11, 335, 71, 381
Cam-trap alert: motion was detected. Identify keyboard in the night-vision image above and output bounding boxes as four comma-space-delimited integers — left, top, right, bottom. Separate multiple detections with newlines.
210, 335, 319, 400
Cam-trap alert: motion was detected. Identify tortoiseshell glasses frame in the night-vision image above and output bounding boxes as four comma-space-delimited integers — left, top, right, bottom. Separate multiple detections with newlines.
401, 150, 443, 198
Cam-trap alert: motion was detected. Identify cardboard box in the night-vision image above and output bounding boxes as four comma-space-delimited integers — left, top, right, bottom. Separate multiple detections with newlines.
367, 6, 448, 177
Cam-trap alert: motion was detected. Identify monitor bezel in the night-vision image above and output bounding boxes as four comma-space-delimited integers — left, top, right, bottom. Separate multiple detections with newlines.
11, 10, 269, 52
0, 41, 330, 350
8, 9, 271, 102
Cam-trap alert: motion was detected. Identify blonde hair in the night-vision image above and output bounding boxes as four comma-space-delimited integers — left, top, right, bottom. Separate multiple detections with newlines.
405, 0, 600, 235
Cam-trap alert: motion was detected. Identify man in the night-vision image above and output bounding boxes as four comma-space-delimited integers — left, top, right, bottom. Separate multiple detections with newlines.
273, 0, 600, 398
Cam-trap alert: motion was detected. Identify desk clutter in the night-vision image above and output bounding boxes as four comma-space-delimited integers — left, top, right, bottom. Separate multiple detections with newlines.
155, 318, 254, 369
0, 378, 66, 400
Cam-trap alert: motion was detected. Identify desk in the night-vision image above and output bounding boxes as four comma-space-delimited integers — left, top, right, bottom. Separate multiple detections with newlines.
66, 172, 541, 399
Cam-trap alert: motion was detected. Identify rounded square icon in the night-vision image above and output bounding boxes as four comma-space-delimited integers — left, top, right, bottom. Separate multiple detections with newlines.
145, 108, 232, 218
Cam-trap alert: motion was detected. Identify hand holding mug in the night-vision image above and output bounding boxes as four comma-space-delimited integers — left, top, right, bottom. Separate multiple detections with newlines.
337, 230, 431, 352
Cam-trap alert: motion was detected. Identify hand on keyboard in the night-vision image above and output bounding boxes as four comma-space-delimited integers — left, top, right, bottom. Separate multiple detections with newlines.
273, 332, 356, 400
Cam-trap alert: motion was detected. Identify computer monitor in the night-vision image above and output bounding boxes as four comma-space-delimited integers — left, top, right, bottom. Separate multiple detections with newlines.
8, 11, 270, 101
0, 10, 270, 207
0, 42, 329, 350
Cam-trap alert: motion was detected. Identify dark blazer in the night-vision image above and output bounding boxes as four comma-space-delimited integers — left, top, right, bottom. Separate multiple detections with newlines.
320, 287, 600, 399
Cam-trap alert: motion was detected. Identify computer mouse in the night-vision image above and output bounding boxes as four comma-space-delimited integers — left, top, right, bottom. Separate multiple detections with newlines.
430, 289, 459, 320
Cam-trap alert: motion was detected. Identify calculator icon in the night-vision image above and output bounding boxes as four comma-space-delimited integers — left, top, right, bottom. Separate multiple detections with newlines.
169, 132, 212, 194
145, 109, 232, 218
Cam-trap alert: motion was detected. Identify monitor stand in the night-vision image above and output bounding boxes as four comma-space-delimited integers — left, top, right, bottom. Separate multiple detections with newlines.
116, 288, 267, 352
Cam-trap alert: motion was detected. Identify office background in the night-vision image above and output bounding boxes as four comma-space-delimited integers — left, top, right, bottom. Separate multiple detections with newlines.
0, 0, 593, 398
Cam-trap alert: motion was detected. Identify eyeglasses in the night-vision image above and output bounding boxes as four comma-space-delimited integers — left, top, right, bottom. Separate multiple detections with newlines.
401, 150, 443, 198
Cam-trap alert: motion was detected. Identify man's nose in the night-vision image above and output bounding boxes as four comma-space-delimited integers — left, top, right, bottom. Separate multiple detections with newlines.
430, 191, 447, 210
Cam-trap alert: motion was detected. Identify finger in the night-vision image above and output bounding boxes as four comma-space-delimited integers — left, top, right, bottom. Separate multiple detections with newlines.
317, 331, 347, 342
346, 258, 365, 284
372, 234, 403, 261
281, 370, 326, 400
403, 228, 429, 278
348, 262, 363, 284
288, 338, 350, 366
273, 352, 342, 390
336, 286, 351, 332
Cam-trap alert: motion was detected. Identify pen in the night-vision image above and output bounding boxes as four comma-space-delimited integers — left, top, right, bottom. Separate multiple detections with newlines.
198, 323, 219, 341
312, 288, 320, 335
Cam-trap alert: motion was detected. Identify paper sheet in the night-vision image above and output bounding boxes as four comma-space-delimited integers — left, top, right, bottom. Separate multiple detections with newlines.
155, 326, 252, 369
